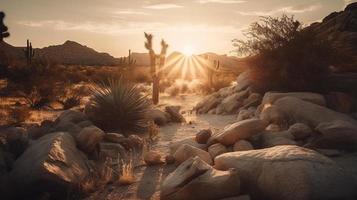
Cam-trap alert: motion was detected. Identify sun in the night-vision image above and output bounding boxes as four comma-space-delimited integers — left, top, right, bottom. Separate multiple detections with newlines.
182, 45, 195, 57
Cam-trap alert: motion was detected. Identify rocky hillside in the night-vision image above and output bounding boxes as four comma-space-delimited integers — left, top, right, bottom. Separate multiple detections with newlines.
308, 2, 357, 72
37, 40, 119, 66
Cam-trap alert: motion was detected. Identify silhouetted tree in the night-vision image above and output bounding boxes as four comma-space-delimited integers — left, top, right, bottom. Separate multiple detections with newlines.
233, 15, 338, 92
0, 11, 10, 41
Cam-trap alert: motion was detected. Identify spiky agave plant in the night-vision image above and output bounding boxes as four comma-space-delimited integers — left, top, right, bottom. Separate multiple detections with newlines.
86, 78, 151, 134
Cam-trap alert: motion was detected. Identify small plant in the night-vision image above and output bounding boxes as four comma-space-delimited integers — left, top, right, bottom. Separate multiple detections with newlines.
85, 78, 151, 133
118, 158, 135, 185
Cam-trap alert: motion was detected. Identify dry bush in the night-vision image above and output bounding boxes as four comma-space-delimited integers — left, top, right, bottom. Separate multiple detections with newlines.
118, 158, 135, 185
233, 15, 341, 92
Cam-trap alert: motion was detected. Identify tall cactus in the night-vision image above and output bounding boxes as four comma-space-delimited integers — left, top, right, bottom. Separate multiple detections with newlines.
23, 39, 35, 64
144, 32, 168, 105
127, 49, 136, 66
0, 11, 10, 42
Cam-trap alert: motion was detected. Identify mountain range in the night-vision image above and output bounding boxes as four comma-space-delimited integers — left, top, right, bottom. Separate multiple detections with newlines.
0, 2, 356, 70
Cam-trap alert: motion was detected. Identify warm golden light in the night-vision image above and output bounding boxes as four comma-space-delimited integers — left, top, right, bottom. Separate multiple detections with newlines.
182, 46, 195, 57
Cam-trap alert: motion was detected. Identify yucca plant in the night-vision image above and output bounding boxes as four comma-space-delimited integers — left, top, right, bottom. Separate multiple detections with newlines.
86, 78, 151, 134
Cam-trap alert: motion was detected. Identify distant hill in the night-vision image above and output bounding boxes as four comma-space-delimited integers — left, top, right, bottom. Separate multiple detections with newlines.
307, 2, 357, 72
36, 40, 118, 66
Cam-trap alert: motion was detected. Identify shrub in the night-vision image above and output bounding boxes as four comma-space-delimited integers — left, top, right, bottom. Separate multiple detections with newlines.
233, 15, 339, 92
85, 78, 151, 134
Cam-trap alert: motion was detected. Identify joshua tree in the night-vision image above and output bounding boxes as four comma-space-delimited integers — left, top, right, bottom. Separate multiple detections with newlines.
0, 11, 10, 41
23, 39, 35, 64
144, 32, 169, 105
118, 49, 136, 66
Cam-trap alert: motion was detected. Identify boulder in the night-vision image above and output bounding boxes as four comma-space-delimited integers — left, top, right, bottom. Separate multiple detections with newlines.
233, 140, 253, 151
144, 151, 163, 166
261, 131, 297, 148
220, 195, 251, 200
242, 93, 262, 109
75, 125, 105, 154
127, 134, 144, 149
165, 106, 186, 123
261, 92, 326, 107
99, 142, 126, 160
195, 129, 212, 144
161, 156, 240, 200
220, 94, 243, 113
76, 120, 93, 128
104, 132, 125, 143
196, 95, 221, 114
1, 127, 28, 158
173, 144, 212, 165
7, 132, 89, 199
272, 97, 357, 127
147, 109, 169, 126
237, 107, 256, 121
288, 123, 313, 140
259, 105, 287, 126
208, 143, 228, 159
215, 145, 357, 200
56, 110, 87, 124
170, 137, 207, 154
234, 71, 252, 92
209, 119, 268, 146
309, 120, 357, 151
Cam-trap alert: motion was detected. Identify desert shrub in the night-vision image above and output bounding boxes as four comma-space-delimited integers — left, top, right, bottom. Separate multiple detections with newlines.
233, 15, 339, 92
85, 78, 151, 134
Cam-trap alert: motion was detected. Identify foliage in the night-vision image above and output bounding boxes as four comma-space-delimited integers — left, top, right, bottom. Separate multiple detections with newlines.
233, 15, 338, 92
85, 78, 151, 134
0, 11, 10, 41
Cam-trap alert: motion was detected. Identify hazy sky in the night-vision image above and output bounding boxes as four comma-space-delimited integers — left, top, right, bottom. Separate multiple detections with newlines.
1, 0, 355, 57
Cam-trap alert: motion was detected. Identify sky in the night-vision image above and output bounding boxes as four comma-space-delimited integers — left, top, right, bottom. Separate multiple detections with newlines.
0, 0, 356, 57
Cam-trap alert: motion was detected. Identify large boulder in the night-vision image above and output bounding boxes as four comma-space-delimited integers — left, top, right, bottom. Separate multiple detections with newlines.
161, 156, 240, 200
272, 97, 357, 127
309, 120, 357, 151
234, 71, 252, 92
74, 125, 105, 155
209, 119, 268, 146
242, 93, 262, 109
261, 92, 326, 107
173, 144, 212, 165
6, 132, 89, 199
1, 127, 28, 158
146, 109, 170, 126
104, 132, 125, 143
169, 137, 208, 154
165, 106, 186, 123
144, 151, 163, 166
215, 145, 357, 200
56, 110, 87, 124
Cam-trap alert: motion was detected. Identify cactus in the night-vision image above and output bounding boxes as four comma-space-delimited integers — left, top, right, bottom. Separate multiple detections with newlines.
118, 49, 136, 66
23, 39, 35, 64
0, 11, 10, 41
144, 32, 168, 105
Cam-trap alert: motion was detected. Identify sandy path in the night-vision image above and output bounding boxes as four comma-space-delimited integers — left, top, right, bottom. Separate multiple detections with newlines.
86, 94, 236, 200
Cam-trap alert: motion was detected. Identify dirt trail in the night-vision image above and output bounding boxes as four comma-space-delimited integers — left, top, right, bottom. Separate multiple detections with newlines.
86, 94, 236, 200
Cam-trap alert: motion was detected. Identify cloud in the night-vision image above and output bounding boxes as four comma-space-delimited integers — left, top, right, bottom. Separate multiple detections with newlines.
18, 20, 241, 35
237, 5, 320, 16
143, 3, 183, 9
114, 10, 150, 15
197, 0, 246, 4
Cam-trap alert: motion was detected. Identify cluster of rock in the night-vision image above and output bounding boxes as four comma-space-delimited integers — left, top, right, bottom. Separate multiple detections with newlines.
147, 105, 186, 126
162, 79, 357, 199
0, 110, 144, 199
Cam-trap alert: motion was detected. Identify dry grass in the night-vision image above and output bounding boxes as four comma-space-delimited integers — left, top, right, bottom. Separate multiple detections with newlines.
118, 158, 136, 185
148, 121, 159, 140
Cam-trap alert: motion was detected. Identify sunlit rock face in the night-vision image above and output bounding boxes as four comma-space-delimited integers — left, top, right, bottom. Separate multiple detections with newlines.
215, 145, 357, 200
5, 132, 89, 199
161, 156, 240, 200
